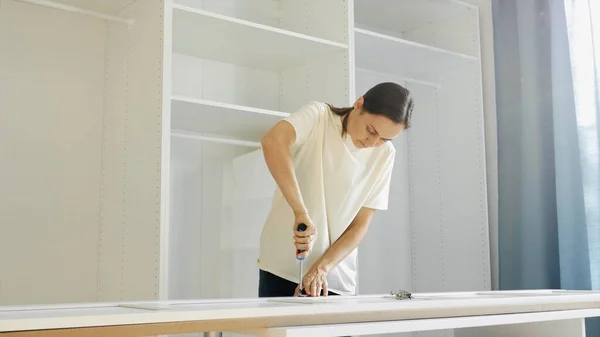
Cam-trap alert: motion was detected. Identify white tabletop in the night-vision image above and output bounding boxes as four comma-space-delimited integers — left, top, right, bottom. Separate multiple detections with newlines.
1, 289, 600, 332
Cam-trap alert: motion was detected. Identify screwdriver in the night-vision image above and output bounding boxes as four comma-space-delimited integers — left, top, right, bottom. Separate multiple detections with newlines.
296, 223, 307, 297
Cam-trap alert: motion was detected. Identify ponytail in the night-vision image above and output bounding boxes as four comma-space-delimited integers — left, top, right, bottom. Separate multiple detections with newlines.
326, 104, 352, 136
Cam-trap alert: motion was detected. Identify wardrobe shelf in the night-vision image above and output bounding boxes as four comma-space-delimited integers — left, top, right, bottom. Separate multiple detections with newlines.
170, 96, 289, 142
172, 4, 348, 71
16, 0, 131, 15
354, 28, 479, 81
354, 0, 475, 36
171, 129, 261, 148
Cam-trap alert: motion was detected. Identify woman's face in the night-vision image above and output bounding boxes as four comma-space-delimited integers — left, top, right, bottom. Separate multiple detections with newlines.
346, 97, 405, 149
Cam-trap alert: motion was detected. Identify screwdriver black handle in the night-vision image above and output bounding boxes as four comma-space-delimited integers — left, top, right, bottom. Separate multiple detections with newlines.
296, 223, 307, 260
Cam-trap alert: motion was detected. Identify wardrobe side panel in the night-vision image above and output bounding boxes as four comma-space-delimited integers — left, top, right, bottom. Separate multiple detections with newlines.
98, 13, 128, 302
0, 0, 106, 305
404, 3, 491, 293
436, 62, 491, 292
449, 0, 499, 290
98, 0, 166, 301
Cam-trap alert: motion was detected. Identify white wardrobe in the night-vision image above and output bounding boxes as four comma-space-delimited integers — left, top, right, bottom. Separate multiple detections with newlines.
0, 0, 493, 321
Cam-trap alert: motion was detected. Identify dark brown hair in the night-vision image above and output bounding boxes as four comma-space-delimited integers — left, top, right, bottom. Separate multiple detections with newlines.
328, 82, 414, 135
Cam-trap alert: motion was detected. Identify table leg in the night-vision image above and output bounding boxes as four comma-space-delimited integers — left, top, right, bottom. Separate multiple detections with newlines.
203, 332, 223, 337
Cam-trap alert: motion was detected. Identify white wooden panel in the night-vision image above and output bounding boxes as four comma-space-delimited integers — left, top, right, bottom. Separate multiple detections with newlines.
170, 97, 286, 142
171, 4, 347, 72
403, 10, 480, 60
171, 53, 281, 111
168, 139, 257, 301
174, 0, 280, 29
407, 68, 489, 293
189, 60, 278, 109
354, 0, 473, 37
124, 0, 167, 298
161, 0, 173, 305
221, 150, 275, 251
2, 291, 600, 333
0, 0, 105, 305
304, 51, 352, 108
405, 83, 444, 293
457, 0, 499, 291
354, 28, 478, 83
200, 143, 254, 300
168, 137, 204, 301
98, 11, 129, 302
173, 0, 347, 46
279, 0, 348, 44
455, 318, 586, 337
98, 0, 165, 302
240, 312, 590, 337
280, 51, 350, 113
436, 63, 490, 292
28, 0, 137, 15
173, 0, 348, 45
354, 0, 479, 58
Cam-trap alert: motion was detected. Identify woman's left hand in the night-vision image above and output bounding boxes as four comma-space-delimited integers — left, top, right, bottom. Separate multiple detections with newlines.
295, 265, 328, 297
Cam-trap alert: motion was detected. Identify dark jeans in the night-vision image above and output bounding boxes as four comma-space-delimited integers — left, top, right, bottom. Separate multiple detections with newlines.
258, 269, 340, 297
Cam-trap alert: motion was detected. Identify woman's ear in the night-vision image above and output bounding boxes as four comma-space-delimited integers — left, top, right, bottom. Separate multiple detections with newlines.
354, 96, 364, 111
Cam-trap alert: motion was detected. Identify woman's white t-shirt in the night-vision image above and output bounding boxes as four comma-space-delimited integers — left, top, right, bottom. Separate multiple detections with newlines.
257, 101, 395, 295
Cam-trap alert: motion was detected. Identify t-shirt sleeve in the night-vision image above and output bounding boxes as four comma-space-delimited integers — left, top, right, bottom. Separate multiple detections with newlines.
363, 149, 395, 210
282, 101, 323, 146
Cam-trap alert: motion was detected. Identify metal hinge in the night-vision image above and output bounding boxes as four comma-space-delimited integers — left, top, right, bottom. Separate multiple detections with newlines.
390, 290, 413, 300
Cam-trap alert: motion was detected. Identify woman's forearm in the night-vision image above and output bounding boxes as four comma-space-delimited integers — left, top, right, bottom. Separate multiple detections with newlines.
314, 207, 375, 273
261, 122, 307, 215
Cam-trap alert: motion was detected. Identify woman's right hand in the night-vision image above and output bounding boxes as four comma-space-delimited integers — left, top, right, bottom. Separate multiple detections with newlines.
293, 212, 317, 259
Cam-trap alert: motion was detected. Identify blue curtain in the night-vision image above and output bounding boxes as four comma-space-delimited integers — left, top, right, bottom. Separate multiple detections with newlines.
492, 0, 599, 334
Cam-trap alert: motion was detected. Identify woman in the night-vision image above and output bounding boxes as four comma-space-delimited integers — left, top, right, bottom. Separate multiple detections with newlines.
257, 82, 414, 297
